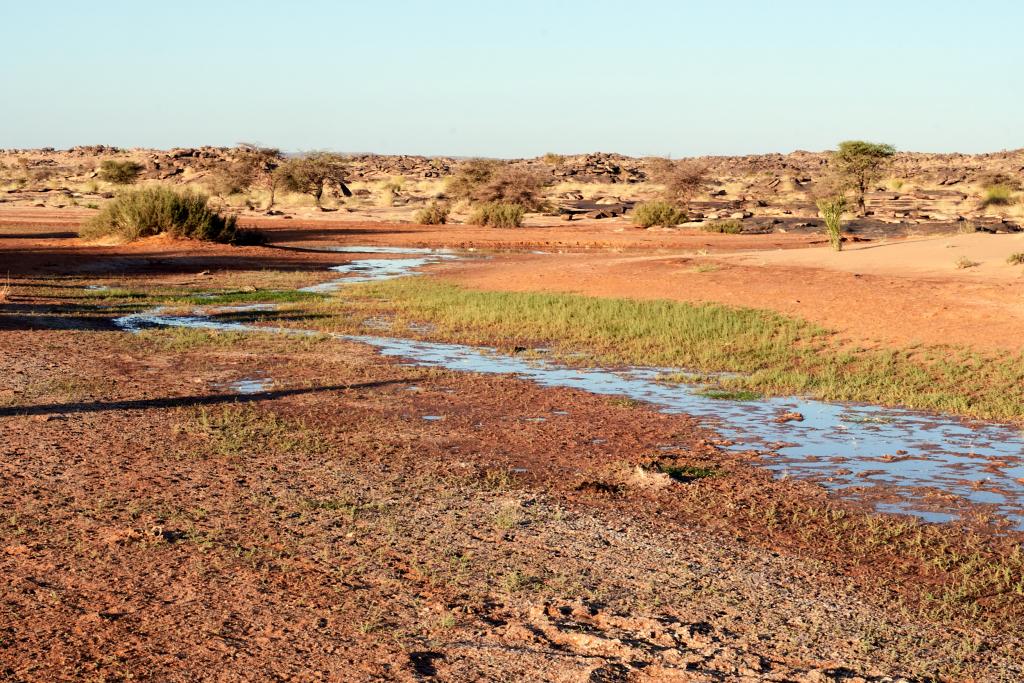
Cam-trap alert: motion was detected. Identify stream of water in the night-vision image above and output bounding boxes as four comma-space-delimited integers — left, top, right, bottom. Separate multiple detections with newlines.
113, 248, 1024, 530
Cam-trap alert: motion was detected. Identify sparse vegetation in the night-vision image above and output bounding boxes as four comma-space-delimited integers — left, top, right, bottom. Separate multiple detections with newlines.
831, 141, 896, 215
79, 186, 261, 244
0, 274, 10, 303
467, 202, 525, 228
1007, 253, 1024, 265
817, 195, 847, 251
632, 201, 685, 228
98, 159, 144, 185
413, 201, 450, 225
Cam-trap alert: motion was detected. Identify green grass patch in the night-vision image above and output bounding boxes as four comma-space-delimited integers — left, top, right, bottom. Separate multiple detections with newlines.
183, 290, 326, 305
329, 279, 1024, 421
699, 388, 762, 401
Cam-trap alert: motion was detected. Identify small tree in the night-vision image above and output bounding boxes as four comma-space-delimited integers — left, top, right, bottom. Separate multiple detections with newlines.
276, 152, 351, 209
650, 159, 706, 215
99, 159, 144, 185
831, 141, 895, 215
816, 195, 847, 251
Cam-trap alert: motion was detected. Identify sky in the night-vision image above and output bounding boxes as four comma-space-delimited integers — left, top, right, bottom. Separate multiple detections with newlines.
2, 0, 1021, 157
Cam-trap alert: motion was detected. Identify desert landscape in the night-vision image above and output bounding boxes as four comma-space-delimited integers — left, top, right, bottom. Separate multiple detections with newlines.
4, 2, 1024, 679
2, 141, 1024, 682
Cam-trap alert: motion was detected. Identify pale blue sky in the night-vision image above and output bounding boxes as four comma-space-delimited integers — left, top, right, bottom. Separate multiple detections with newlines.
2, 1, 1021, 156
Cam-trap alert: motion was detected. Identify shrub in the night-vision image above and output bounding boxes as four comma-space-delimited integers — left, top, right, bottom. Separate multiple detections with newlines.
701, 220, 743, 234
414, 201, 450, 225
468, 202, 525, 228
982, 185, 1014, 207
80, 186, 261, 244
632, 201, 685, 228
98, 159, 144, 184
1006, 253, 1024, 265
816, 196, 846, 251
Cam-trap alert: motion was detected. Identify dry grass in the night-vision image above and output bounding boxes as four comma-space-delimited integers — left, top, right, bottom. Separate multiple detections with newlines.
0, 274, 11, 303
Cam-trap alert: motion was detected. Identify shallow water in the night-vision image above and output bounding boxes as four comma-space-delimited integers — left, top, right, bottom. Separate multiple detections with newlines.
299, 254, 459, 292
111, 248, 1024, 529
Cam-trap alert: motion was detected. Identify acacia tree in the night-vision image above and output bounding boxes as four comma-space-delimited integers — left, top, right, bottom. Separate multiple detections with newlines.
276, 152, 352, 210
831, 141, 896, 215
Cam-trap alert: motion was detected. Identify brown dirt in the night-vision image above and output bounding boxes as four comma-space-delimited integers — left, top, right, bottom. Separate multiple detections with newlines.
3, 213, 1024, 680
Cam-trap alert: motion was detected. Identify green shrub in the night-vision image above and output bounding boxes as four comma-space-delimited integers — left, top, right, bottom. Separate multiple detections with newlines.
632, 201, 685, 228
80, 186, 261, 244
816, 196, 846, 251
98, 159, 144, 184
982, 185, 1014, 207
468, 202, 525, 228
414, 201, 450, 225
701, 220, 743, 234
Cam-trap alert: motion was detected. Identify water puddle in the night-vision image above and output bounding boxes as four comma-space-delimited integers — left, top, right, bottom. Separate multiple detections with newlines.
220, 376, 273, 395
110, 246, 1024, 530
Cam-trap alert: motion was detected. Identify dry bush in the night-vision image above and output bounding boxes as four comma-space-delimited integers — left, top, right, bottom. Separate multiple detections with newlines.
0, 274, 10, 303
447, 159, 549, 211
652, 159, 706, 209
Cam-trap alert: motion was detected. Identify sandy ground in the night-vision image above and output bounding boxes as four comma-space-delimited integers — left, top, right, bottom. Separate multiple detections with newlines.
3, 212, 1024, 680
